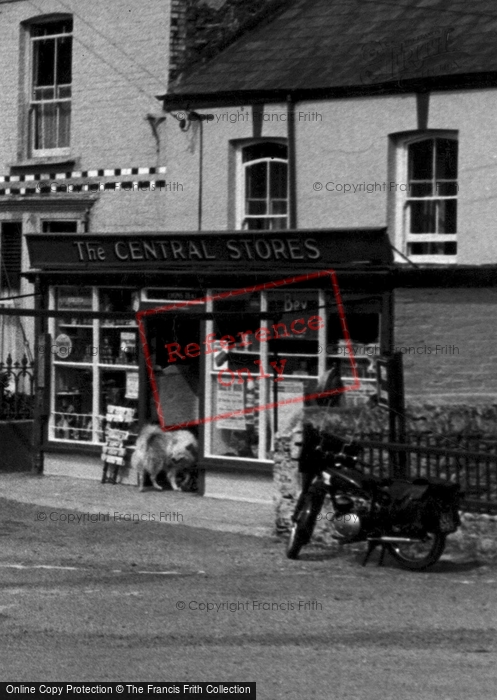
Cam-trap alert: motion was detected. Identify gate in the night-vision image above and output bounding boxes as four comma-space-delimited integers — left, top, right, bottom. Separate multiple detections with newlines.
0, 354, 35, 420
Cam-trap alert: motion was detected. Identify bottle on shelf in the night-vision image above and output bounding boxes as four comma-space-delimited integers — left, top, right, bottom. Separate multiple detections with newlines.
101, 337, 114, 364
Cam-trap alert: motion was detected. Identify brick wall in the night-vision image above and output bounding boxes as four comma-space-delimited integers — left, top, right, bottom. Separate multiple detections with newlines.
395, 287, 497, 404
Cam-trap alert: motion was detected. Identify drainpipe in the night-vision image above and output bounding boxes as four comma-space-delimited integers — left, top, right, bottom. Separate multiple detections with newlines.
287, 94, 297, 229
198, 118, 203, 231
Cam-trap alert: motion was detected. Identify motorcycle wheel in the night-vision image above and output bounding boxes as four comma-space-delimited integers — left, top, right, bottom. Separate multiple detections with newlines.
387, 532, 446, 571
286, 488, 323, 560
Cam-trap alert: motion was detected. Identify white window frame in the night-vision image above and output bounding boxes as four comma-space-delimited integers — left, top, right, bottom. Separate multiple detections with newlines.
48, 286, 139, 445
235, 140, 288, 230
393, 131, 458, 264
29, 18, 73, 157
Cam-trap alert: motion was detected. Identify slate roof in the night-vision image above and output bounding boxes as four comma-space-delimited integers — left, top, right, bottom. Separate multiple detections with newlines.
164, 0, 497, 103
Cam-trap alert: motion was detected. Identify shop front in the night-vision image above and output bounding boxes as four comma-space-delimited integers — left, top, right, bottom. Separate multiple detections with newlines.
26, 229, 394, 499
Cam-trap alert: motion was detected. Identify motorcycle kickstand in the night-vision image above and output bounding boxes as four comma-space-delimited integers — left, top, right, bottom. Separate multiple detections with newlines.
362, 540, 387, 567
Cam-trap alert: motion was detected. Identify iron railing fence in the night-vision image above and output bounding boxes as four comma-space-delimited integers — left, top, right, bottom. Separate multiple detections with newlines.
0, 354, 35, 420
356, 438, 497, 514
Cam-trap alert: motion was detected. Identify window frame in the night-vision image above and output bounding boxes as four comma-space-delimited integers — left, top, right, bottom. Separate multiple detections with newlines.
393, 131, 458, 264
48, 286, 140, 446
235, 140, 289, 231
27, 16, 73, 158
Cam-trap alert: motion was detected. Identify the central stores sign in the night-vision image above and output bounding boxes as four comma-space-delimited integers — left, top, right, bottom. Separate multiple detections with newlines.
26, 229, 393, 270
79, 236, 320, 263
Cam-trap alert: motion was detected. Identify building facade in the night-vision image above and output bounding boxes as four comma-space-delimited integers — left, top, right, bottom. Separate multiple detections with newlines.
9, 0, 497, 498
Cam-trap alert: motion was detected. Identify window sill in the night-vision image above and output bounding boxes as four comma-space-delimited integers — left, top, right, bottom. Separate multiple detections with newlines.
43, 440, 103, 454
402, 256, 458, 265
9, 156, 80, 173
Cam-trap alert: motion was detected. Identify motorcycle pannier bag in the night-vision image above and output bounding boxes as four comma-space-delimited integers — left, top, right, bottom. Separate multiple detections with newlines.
387, 481, 431, 532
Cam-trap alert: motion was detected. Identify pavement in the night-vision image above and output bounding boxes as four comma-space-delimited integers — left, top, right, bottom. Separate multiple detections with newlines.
0, 471, 275, 538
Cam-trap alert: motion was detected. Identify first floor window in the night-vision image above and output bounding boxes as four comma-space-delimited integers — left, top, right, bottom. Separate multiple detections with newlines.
0, 222, 23, 292
30, 18, 72, 153
241, 142, 288, 230
402, 134, 458, 261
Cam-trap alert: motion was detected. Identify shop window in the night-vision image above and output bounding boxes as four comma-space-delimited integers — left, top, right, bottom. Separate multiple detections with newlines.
30, 18, 73, 155
326, 303, 380, 406
49, 286, 140, 444
240, 142, 288, 230
0, 222, 23, 292
394, 133, 458, 262
205, 290, 326, 461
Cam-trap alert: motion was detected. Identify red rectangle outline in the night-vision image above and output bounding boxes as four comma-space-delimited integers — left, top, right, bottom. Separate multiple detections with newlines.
136, 269, 361, 431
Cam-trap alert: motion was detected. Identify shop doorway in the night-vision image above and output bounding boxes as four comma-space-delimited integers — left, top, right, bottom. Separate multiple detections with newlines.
148, 316, 201, 429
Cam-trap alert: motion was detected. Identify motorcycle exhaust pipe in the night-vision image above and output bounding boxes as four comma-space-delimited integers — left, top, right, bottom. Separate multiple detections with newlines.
368, 536, 425, 544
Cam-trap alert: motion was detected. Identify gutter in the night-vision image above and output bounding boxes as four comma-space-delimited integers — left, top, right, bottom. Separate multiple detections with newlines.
157, 72, 497, 111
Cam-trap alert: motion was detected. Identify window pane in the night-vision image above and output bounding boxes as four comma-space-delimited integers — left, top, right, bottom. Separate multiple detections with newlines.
34, 103, 57, 149
56, 35, 72, 85
246, 200, 267, 215
245, 218, 270, 230
32, 20, 73, 37
34, 86, 55, 101
58, 101, 71, 148
269, 217, 288, 230
270, 200, 287, 215
409, 200, 436, 233
246, 162, 267, 199
436, 182, 458, 196
54, 367, 93, 441
436, 139, 458, 180
242, 142, 287, 162
42, 221, 78, 233
437, 199, 457, 234
408, 241, 457, 255
408, 140, 433, 181
270, 161, 288, 199
34, 39, 55, 87
409, 182, 432, 197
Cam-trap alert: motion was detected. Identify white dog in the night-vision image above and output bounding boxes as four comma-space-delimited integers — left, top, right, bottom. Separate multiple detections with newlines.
131, 424, 198, 492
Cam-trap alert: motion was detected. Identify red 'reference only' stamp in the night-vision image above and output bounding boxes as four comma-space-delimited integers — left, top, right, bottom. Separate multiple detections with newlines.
136, 270, 360, 431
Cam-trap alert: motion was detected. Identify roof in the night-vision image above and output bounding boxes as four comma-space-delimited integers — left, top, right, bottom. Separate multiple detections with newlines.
163, 0, 495, 106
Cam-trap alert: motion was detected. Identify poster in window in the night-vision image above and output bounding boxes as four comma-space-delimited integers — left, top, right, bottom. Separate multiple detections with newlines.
277, 381, 304, 435
125, 371, 139, 400
216, 383, 246, 430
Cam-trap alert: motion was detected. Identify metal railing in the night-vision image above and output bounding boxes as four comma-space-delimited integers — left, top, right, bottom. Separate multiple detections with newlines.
0, 354, 35, 420
357, 435, 497, 514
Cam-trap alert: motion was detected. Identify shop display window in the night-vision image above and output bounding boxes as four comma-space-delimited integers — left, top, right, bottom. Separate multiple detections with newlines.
326, 298, 380, 405
49, 286, 139, 444
206, 290, 324, 459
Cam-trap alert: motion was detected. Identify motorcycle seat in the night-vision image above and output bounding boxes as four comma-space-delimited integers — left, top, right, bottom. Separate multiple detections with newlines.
330, 467, 384, 493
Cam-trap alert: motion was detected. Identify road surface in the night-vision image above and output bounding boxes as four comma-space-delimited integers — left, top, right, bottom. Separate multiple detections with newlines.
0, 497, 495, 699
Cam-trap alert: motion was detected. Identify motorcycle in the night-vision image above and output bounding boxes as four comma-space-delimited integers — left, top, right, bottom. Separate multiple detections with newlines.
287, 437, 463, 570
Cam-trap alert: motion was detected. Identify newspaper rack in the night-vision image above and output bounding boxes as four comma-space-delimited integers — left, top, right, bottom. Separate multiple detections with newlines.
101, 405, 136, 484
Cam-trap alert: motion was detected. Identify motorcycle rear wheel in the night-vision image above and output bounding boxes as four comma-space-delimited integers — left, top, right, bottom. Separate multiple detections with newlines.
387, 532, 446, 571
286, 488, 323, 560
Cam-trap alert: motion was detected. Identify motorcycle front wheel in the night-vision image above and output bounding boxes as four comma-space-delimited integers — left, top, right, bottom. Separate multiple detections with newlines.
286, 488, 324, 560
387, 532, 446, 571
